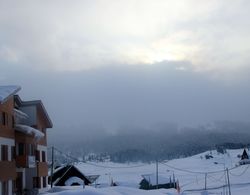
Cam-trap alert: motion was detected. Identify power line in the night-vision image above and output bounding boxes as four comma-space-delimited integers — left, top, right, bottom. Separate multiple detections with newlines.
207, 172, 226, 183
160, 162, 230, 174
229, 165, 250, 177
180, 179, 200, 188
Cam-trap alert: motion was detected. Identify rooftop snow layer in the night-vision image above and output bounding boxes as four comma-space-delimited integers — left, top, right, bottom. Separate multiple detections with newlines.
14, 108, 29, 119
15, 124, 44, 139
0, 85, 21, 104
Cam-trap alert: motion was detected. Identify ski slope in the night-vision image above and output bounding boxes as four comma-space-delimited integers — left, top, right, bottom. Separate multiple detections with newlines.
44, 149, 250, 195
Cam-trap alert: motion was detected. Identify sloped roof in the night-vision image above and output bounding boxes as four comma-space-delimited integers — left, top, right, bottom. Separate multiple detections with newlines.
51, 165, 91, 186
241, 149, 249, 160
142, 174, 170, 185
15, 124, 44, 139
0, 85, 21, 104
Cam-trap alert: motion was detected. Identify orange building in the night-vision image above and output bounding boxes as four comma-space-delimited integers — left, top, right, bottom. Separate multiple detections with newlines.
0, 86, 53, 195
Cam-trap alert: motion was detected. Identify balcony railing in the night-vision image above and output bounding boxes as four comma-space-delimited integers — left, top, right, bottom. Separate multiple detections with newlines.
37, 162, 48, 177
0, 161, 17, 180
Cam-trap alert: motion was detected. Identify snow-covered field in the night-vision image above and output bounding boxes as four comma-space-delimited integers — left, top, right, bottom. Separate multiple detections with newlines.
44, 149, 250, 195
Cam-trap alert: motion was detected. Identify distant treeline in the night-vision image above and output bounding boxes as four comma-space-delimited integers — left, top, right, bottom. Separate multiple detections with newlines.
49, 121, 250, 163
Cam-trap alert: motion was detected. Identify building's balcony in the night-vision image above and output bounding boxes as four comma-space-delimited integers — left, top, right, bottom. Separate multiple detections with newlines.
0, 161, 17, 180
37, 162, 48, 177
16, 155, 36, 168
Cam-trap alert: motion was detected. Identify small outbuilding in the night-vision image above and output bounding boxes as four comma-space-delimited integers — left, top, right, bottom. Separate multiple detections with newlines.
241, 149, 249, 160
239, 149, 250, 165
139, 174, 177, 190
50, 165, 91, 186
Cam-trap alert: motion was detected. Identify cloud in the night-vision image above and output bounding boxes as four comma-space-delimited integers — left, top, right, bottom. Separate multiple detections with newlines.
0, 0, 250, 76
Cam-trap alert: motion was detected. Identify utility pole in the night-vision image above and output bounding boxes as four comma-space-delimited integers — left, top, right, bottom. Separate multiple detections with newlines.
204, 173, 207, 190
51, 146, 54, 189
224, 168, 227, 195
226, 168, 231, 195
156, 158, 158, 189
173, 172, 175, 188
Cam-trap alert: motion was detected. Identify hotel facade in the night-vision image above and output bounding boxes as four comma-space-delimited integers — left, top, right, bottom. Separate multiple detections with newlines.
0, 86, 53, 195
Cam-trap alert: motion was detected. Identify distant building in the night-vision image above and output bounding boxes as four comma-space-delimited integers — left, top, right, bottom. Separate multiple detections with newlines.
50, 165, 92, 186
241, 149, 249, 160
0, 85, 53, 194
239, 149, 250, 165
139, 174, 177, 190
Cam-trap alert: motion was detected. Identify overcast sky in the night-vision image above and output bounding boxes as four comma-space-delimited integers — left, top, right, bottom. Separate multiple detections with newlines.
1, 0, 250, 134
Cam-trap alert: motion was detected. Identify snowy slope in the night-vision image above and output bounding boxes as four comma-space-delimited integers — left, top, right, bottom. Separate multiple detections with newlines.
45, 186, 178, 195
45, 149, 250, 195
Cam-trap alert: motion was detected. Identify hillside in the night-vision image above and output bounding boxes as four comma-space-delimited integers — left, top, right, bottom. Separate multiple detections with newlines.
45, 149, 250, 194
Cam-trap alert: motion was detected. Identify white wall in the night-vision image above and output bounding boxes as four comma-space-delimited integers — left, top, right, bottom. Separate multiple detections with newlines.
8, 180, 12, 195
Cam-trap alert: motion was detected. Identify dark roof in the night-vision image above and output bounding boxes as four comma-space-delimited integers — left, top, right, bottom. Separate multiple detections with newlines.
14, 95, 53, 128
241, 149, 249, 160
51, 165, 91, 186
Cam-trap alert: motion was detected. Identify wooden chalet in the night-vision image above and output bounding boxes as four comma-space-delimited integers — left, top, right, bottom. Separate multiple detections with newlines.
50, 165, 91, 186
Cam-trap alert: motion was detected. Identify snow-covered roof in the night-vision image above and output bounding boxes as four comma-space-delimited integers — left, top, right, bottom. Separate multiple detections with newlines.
15, 124, 44, 139
142, 174, 170, 185
52, 165, 92, 186
0, 85, 21, 104
65, 176, 85, 186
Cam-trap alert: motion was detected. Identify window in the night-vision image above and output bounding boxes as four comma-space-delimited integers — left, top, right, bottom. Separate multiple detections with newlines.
18, 143, 25, 156
12, 116, 15, 128
33, 177, 37, 188
1, 112, 8, 126
2, 181, 9, 195
33, 177, 41, 188
12, 180, 16, 194
36, 150, 40, 161
27, 144, 35, 156
11, 146, 16, 161
43, 177, 47, 188
16, 172, 23, 192
42, 151, 46, 162
27, 144, 30, 155
1, 145, 8, 161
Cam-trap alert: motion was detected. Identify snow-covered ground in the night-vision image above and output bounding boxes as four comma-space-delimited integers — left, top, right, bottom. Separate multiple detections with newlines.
45, 186, 178, 195
44, 149, 250, 195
